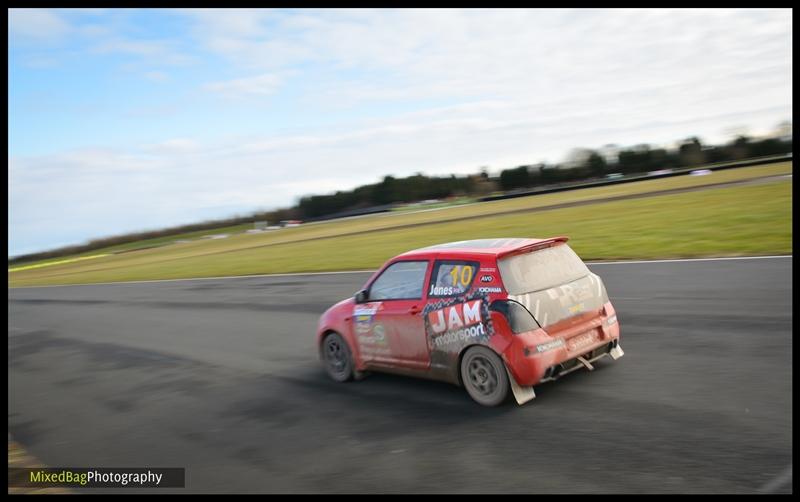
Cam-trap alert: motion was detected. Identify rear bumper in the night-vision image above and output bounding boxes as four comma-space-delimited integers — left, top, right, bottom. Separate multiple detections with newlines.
503, 303, 622, 386
538, 339, 623, 383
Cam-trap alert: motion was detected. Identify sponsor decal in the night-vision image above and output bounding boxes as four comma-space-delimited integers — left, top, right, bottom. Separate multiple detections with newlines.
480, 267, 497, 272
480, 275, 494, 283
536, 338, 565, 353
354, 304, 380, 316
568, 331, 597, 351
430, 324, 486, 349
429, 263, 477, 297
373, 324, 386, 343
423, 290, 494, 351
567, 302, 586, 314
427, 299, 483, 334
354, 302, 381, 334
357, 322, 391, 355
547, 282, 593, 307
429, 285, 459, 296
477, 287, 502, 294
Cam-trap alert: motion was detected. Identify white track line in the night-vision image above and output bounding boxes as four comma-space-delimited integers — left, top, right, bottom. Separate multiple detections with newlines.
757, 464, 792, 493
8, 255, 791, 289
586, 255, 792, 265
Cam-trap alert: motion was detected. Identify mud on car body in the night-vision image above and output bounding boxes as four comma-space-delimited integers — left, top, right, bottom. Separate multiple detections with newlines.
317, 237, 623, 406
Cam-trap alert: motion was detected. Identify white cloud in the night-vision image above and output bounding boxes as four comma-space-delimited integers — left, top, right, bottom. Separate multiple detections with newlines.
173, 8, 792, 112
9, 8, 71, 42
204, 72, 286, 97
144, 138, 200, 154
143, 70, 170, 82
8, 8, 793, 255
179, 8, 274, 38
91, 38, 193, 65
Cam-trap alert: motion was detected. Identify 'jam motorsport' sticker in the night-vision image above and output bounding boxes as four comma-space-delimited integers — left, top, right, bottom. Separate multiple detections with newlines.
423, 290, 494, 353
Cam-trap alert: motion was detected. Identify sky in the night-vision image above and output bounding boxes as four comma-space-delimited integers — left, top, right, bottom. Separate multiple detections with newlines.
8, 8, 793, 256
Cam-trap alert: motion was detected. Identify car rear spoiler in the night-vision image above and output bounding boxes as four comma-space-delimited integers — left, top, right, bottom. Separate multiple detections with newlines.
496, 236, 570, 259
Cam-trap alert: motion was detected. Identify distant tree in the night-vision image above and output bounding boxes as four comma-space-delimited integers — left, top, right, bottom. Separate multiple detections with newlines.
371, 175, 397, 205
617, 144, 653, 174
749, 137, 792, 157
727, 136, 751, 160
499, 165, 530, 191
585, 152, 607, 178
470, 173, 497, 195
649, 148, 676, 170
539, 165, 558, 184
678, 137, 705, 166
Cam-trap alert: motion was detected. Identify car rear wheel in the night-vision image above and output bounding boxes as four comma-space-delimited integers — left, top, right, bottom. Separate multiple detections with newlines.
322, 332, 355, 382
460, 346, 510, 406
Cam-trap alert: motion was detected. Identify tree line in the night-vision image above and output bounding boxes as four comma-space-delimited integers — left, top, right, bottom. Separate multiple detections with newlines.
10, 128, 792, 265
297, 173, 491, 218
497, 134, 792, 191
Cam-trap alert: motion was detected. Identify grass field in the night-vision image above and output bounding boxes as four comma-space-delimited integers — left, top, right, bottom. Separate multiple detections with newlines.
11, 161, 792, 268
9, 222, 255, 268
8, 161, 791, 287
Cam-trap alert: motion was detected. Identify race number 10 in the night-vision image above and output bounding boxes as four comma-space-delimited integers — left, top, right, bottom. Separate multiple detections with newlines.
449, 265, 474, 287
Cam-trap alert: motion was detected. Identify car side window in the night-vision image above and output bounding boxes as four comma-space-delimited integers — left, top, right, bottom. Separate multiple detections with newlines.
428, 260, 479, 297
369, 261, 429, 300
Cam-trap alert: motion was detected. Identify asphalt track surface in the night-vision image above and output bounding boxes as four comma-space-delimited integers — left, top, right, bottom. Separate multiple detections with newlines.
8, 257, 792, 493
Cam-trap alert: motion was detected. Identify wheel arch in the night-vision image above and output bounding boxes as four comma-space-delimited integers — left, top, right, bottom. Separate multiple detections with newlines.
318, 329, 341, 360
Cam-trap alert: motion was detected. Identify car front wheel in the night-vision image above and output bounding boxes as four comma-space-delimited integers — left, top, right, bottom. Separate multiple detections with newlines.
322, 332, 355, 382
460, 346, 510, 406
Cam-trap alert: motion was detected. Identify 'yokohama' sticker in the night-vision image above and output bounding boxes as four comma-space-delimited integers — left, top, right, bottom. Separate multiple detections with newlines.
536, 339, 565, 353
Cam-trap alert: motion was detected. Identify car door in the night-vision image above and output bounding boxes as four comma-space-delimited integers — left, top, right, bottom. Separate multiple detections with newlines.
424, 259, 486, 371
358, 259, 432, 370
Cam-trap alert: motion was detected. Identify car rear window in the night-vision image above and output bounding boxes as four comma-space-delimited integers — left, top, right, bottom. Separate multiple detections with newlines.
428, 261, 479, 297
497, 244, 590, 295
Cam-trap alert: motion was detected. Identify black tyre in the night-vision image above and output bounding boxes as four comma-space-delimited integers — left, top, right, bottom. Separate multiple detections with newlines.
322, 332, 355, 382
460, 346, 510, 406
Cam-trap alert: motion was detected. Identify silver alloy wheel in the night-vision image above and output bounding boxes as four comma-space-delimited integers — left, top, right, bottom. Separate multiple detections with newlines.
323, 333, 353, 382
461, 346, 510, 406
468, 356, 498, 395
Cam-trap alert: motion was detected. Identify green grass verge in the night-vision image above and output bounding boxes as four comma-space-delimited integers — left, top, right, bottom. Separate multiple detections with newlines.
9, 178, 792, 287
11, 161, 793, 272
8, 223, 255, 268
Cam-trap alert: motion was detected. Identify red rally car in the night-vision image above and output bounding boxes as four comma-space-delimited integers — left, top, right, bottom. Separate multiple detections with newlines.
316, 237, 623, 406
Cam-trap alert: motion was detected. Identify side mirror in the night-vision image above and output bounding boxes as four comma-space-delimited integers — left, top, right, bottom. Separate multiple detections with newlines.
355, 289, 368, 304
